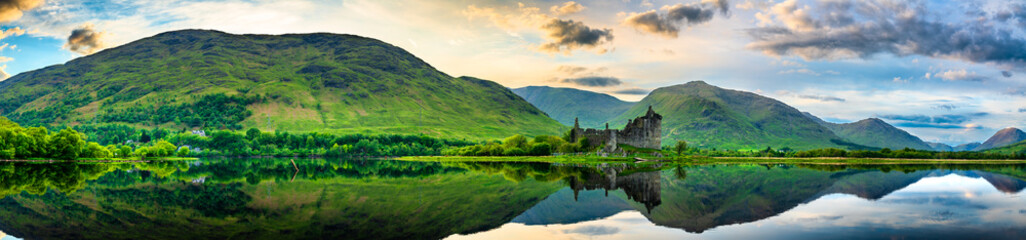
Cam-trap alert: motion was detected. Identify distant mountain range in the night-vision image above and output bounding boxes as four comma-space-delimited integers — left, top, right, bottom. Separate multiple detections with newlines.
511, 86, 634, 128
0, 30, 564, 139
2, 29, 1019, 151
802, 113, 933, 150
605, 81, 844, 150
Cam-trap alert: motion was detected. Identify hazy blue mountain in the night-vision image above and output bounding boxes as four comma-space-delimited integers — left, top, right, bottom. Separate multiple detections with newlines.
512, 86, 635, 128
954, 142, 983, 152
926, 142, 954, 152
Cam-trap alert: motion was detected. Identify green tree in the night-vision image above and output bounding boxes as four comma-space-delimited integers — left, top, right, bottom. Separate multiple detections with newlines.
176, 147, 191, 157
118, 146, 133, 158
246, 128, 261, 140
503, 134, 528, 149
674, 140, 688, 156
50, 128, 86, 160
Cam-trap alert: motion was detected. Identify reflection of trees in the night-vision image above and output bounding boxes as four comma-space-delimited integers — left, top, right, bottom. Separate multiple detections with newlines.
0, 162, 123, 198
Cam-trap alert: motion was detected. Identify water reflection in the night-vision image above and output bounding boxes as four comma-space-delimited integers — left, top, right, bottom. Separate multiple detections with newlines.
0, 159, 1024, 239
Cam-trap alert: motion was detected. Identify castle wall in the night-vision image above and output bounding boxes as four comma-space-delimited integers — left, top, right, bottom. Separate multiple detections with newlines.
569, 106, 662, 152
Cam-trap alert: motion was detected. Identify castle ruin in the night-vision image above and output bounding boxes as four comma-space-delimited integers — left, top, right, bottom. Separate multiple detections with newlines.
569, 106, 662, 152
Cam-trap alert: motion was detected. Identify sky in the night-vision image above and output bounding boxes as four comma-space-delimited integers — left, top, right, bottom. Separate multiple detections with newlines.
0, 0, 1024, 145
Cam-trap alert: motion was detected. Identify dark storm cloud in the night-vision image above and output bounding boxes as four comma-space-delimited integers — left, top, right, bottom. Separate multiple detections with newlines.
995, 3, 1026, 28
538, 19, 613, 54
65, 24, 106, 55
623, 1, 729, 38
561, 76, 622, 87
747, 0, 1026, 68
612, 88, 651, 95
0, 0, 42, 23
796, 94, 844, 102
877, 113, 988, 125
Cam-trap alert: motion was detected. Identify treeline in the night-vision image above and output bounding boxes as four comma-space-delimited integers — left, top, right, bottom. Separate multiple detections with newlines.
0, 117, 148, 160
97, 94, 258, 130
693, 146, 1026, 160
442, 134, 591, 156
166, 129, 475, 157
1, 116, 479, 160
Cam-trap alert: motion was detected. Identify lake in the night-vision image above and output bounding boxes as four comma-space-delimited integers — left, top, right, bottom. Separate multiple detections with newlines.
1, 159, 1025, 239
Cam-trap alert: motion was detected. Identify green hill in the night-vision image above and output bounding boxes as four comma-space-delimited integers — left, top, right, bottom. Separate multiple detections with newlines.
0, 29, 564, 139
802, 113, 933, 150
606, 81, 844, 150
975, 127, 1026, 151
511, 86, 634, 128
984, 140, 1026, 154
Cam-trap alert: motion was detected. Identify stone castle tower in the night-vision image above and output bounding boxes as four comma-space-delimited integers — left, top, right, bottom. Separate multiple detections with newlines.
570, 106, 662, 152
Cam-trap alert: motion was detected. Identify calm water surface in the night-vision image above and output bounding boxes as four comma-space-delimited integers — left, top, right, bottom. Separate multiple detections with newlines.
1, 159, 1025, 239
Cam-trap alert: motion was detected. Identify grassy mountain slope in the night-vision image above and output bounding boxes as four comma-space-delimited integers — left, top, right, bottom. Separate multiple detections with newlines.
607, 81, 843, 150
0, 29, 564, 139
511, 86, 634, 128
802, 113, 933, 150
975, 128, 1026, 151
984, 140, 1026, 154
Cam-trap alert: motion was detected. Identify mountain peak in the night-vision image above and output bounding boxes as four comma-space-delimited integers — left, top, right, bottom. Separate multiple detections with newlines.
975, 127, 1026, 151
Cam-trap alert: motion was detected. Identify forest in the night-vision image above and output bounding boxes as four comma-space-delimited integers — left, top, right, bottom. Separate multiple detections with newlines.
0, 116, 476, 160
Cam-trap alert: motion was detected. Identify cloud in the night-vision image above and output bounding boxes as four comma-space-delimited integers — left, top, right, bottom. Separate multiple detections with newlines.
702, 0, 730, 15
746, 0, 1026, 68
895, 122, 984, 129
1, 27, 25, 39
65, 24, 107, 55
538, 19, 613, 54
623, 1, 728, 38
466, 3, 612, 55
0, 0, 42, 23
550, 1, 585, 15
796, 94, 844, 102
556, 65, 589, 75
777, 68, 837, 76
464, 4, 550, 31
736, 0, 771, 11
1007, 88, 1026, 96
935, 69, 985, 82
612, 88, 651, 95
878, 112, 988, 125
561, 76, 622, 87
0, 64, 8, 81
995, 3, 1026, 28
1002, 71, 1013, 78
933, 104, 958, 111
562, 225, 621, 236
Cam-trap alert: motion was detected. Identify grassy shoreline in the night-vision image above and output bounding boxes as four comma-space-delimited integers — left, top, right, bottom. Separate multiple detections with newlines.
397, 156, 1026, 165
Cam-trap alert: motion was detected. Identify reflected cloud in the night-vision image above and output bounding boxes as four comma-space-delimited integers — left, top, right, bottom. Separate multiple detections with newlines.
562, 225, 621, 236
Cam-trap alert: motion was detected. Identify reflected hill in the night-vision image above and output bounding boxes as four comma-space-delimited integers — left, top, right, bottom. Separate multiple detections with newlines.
0, 159, 574, 240
510, 163, 1026, 233
1, 160, 1025, 239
